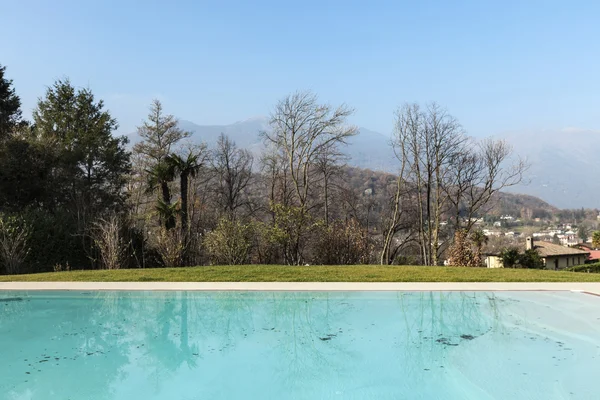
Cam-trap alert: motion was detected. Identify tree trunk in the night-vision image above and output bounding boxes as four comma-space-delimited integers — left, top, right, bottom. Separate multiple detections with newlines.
180, 172, 189, 235
381, 169, 406, 265
324, 174, 329, 227
161, 181, 175, 230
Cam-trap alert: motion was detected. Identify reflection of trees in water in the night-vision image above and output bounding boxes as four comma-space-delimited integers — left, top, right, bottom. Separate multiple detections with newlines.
263, 292, 357, 388
0, 292, 132, 400
1, 291, 512, 399
395, 291, 506, 373
120, 291, 357, 393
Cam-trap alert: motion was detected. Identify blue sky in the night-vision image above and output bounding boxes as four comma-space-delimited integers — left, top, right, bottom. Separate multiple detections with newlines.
2, 0, 599, 136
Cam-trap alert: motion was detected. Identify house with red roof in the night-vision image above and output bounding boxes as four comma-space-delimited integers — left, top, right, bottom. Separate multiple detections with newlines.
574, 243, 600, 263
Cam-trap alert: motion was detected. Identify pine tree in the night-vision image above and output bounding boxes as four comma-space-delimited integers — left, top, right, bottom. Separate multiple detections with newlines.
0, 64, 24, 140
133, 100, 190, 229
32, 79, 131, 214
133, 100, 189, 164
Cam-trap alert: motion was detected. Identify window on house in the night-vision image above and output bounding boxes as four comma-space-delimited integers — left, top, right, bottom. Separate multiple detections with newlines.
566, 258, 569, 267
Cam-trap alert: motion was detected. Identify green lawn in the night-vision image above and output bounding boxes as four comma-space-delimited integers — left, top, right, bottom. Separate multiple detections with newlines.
1, 265, 600, 282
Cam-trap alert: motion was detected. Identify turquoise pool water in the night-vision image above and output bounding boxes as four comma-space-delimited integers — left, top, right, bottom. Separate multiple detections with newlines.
0, 291, 598, 399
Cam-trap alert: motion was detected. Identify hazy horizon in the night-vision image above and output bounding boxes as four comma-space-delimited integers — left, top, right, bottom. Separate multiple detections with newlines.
3, 0, 599, 138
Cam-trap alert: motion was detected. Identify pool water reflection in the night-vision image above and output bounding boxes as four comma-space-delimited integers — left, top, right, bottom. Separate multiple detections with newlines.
0, 291, 598, 399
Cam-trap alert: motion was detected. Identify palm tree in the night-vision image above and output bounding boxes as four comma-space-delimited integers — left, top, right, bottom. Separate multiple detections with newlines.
154, 200, 179, 231
146, 160, 176, 230
166, 151, 202, 235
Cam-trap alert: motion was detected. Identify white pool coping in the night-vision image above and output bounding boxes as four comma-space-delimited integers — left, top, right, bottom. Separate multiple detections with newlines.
0, 282, 599, 295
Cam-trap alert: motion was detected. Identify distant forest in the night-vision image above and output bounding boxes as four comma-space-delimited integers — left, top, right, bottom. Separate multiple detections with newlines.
1, 62, 571, 274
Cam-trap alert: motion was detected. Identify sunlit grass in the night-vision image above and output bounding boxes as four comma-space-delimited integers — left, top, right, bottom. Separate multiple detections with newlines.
1, 265, 600, 282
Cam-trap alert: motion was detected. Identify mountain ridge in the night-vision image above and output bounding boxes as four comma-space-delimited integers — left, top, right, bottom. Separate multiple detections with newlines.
130, 117, 598, 209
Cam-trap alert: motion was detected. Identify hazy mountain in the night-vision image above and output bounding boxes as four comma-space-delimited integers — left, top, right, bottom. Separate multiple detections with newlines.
179, 117, 267, 149
500, 128, 600, 209
178, 117, 397, 171
135, 118, 598, 209
345, 127, 396, 171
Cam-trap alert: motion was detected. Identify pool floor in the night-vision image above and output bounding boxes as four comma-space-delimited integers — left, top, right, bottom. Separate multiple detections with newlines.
0, 291, 598, 399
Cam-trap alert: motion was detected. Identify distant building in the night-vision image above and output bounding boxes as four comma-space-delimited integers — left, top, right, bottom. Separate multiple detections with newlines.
483, 229, 502, 237
485, 237, 589, 270
575, 243, 600, 263
558, 233, 579, 247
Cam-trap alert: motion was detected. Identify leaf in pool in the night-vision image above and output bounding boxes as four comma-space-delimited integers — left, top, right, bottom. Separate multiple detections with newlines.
0, 297, 23, 303
460, 334, 475, 340
436, 337, 458, 346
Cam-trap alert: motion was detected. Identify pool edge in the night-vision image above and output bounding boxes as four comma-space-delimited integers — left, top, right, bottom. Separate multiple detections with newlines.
0, 281, 599, 295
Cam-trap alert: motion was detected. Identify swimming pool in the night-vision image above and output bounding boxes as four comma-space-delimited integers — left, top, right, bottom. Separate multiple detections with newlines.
0, 291, 598, 399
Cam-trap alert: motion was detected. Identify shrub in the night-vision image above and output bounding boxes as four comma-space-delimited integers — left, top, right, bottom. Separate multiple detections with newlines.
204, 218, 253, 265
92, 215, 128, 270
566, 263, 600, 273
314, 219, 371, 265
153, 227, 186, 268
518, 249, 544, 269
499, 248, 520, 268
249, 221, 280, 264
268, 203, 314, 265
498, 247, 543, 269
0, 214, 31, 274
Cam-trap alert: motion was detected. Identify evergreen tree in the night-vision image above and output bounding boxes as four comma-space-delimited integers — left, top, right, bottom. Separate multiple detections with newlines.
0, 138, 54, 210
593, 231, 600, 249
0, 64, 24, 140
577, 225, 589, 243
32, 79, 131, 214
134, 100, 190, 229
133, 100, 189, 163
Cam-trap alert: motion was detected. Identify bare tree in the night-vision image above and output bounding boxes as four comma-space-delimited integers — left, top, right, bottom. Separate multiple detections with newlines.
445, 146, 483, 230
392, 103, 527, 266
211, 133, 254, 218
314, 143, 346, 226
445, 138, 527, 232
260, 147, 295, 216
393, 103, 465, 265
464, 139, 527, 230
260, 91, 357, 264
380, 151, 417, 265
262, 90, 357, 209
